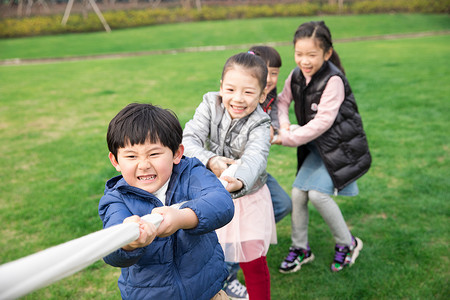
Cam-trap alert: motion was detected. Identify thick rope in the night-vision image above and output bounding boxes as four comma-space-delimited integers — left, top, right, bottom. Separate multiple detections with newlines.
0, 213, 163, 299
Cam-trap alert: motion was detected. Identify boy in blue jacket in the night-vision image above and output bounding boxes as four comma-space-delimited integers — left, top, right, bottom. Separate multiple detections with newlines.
99, 103, 234, 300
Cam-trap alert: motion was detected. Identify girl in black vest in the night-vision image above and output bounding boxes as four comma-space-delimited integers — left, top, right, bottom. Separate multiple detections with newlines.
273, 21, 371, 273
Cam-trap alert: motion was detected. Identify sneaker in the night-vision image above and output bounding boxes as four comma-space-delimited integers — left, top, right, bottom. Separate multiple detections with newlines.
223, 278, 248, 300
330, 236, 363, 272
279, 246, 315, 274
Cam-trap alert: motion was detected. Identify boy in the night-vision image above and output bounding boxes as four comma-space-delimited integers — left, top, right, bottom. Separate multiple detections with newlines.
99, 103, 234, 300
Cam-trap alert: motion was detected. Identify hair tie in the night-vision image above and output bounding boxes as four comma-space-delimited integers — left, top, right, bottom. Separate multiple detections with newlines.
247, 51, 255, 55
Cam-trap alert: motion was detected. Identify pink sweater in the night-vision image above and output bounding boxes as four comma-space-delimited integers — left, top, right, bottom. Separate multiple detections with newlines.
277, 70, 345, 147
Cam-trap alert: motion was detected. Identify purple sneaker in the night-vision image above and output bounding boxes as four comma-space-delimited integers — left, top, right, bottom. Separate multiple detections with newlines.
279, 246, 315, 274
331, 236, 363, 272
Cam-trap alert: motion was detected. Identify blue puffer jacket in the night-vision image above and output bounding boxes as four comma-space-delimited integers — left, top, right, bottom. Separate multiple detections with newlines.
98, 156, 234, 300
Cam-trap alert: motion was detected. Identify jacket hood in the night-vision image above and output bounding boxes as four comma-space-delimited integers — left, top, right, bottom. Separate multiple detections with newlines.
104, 175, 123, 194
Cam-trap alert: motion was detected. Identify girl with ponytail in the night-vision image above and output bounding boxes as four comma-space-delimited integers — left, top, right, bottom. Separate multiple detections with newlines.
274, 21, 371, 273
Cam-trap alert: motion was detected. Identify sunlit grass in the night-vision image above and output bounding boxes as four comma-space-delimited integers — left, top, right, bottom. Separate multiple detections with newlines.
0, 14, 449, 60
0, 14, 449, 299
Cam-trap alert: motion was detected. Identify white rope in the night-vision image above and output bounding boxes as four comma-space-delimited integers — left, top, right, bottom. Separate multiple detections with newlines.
218, 160, 240, 188
0, 213, 163, 299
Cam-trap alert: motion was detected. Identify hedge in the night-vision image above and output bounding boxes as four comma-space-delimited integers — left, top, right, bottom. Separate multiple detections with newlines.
0, 0, 449, 38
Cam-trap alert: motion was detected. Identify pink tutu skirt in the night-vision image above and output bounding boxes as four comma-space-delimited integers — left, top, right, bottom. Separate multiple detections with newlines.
216, 184, 277, 263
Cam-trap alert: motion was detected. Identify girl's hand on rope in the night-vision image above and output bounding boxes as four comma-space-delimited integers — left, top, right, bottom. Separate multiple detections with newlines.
270, 125, 275, 141
207, 156, 236, 177
221, 176, 243, 193
122, 215, 157, 251
272, 122, 291, 145
280, 122, 291, 131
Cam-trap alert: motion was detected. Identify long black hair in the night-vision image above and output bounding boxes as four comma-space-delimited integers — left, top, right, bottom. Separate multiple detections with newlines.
293, 21, 345, 74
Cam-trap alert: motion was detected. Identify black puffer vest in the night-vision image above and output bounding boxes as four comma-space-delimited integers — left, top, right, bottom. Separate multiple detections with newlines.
291, 61, 371, 191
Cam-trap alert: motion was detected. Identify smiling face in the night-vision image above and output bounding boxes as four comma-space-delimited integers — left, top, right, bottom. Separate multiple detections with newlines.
294, 37, 332, 78
109, 141, 183, 194
220, 66, 266, 120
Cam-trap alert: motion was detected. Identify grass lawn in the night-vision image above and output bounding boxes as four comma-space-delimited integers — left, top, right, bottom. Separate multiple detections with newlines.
0, 13, 449, 60
0, 14, 449, 299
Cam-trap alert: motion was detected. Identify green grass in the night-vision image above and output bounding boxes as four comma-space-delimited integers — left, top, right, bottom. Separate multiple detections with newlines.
0, 14, 449, 299
0, 14, 449, 60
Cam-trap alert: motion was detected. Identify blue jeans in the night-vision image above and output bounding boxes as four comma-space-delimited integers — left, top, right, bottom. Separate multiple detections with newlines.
226, 261, 242, 281
226, 173, 292, 281
267, 173, 292, 223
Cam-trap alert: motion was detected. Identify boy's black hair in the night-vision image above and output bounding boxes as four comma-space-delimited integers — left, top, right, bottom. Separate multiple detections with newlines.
221, 52, 268, 91
107, 103, 182, 159
248, 45, 282, 68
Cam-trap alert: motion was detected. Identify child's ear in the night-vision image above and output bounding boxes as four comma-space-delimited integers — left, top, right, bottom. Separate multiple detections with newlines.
219, 79, 224, 97
173, 144, 184, 165
259, 90, 268, 104
324, 48, 333, 61
109, 152, 121, 172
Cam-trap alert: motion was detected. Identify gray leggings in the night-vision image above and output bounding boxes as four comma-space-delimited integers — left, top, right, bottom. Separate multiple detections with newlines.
291, 187, 352, 249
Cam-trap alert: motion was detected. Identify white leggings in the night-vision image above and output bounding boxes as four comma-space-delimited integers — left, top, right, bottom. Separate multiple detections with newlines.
291, 187, 352, 249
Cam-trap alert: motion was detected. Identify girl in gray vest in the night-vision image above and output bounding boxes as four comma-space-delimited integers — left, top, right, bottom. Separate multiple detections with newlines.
273, 21, 371, 273
183, 52, 276, 299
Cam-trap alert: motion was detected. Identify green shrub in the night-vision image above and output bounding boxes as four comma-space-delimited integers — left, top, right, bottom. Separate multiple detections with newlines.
0, 0, 448, 38
319, 4, 341, 15
350, 0, 450, 14
196, 6, 228, 21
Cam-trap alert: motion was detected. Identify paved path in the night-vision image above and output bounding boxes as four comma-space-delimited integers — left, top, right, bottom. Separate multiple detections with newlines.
1, 30, 449, 66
